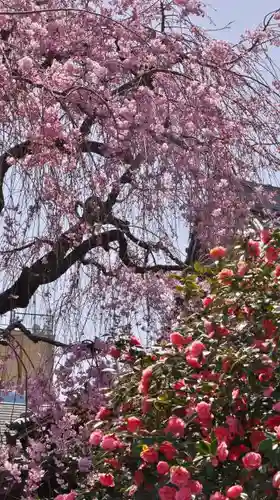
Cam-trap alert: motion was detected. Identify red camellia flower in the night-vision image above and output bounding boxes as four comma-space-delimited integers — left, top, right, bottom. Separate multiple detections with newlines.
170, 466, 190, 487
266, 415, 280, 430
134, 469, 144, 486
99, 473, 115, 487
140, 446, 159, 463
108, 346, 121, 358
217, 268, 234, 285
242, 452, 262, 470
273, 471, 280, 488
209, 246, 227, 259
262, 318, 277, 337
95, 407, 111, 421
203, 296, 214, 308
216, 325, 230, 337
104, 458, 120, 469
157, 461, 169, 475
250, 430, 265, 450
228, 444, 249, 461
159, 441, 178, 460
170, 332, 186, 346
127, 416, 142, 432
226, 485, 243, 498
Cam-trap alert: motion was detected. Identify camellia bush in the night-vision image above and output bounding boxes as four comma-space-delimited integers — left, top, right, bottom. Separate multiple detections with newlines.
62, 228, 280, 500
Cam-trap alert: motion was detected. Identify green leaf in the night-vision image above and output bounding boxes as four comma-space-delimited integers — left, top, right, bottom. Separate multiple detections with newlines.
196, 440, 211, 455
259, 438, 273, 453
210, 438, 218, 455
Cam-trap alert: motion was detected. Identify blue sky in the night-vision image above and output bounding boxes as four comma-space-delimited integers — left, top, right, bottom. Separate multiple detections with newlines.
205, 0, 280, 41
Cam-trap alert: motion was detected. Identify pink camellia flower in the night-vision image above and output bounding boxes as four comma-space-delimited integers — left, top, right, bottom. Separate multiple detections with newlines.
173, 379, 186, 390
210, 494, 226, 500
209, 246, 226, 259
157, 461, 169, 475
237, 261, 248, 277
159, 441, 178, 460
159, 485, 177, 500
130, 335, 141, 346
196, 401, 212, 420
189, 341, 205, 357
138, 366, 153, 395
185, 355, 202, 369
261, 228, 271, 244
170, 332, 186, 346
242, 452, 262, 470
89, 429, 103, 446
273, 471, 280, 488
165, 416, 185, 437
54, 493, 76, 500
188, 480, 203, 494
175, 487, 192, 500
248, 239, 261, 257
140, 446, 159, 463
203, 296, 214, 308
141, 397, 151, 414
275, 425, 280, 439
226, 485, 243, 498
101, 435, 120, 451
275, 264, 280, 277
217, 268, 234, 285
95, 407, 111, 421
265, 246, 279, 264
127, 416, 142, 432
99, 473, 115, 487
273, 402, 280, 412
170, 466, 190, 487
204, 319, 215, 335
217, 441, 228, 462
264, 386, 274, 397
